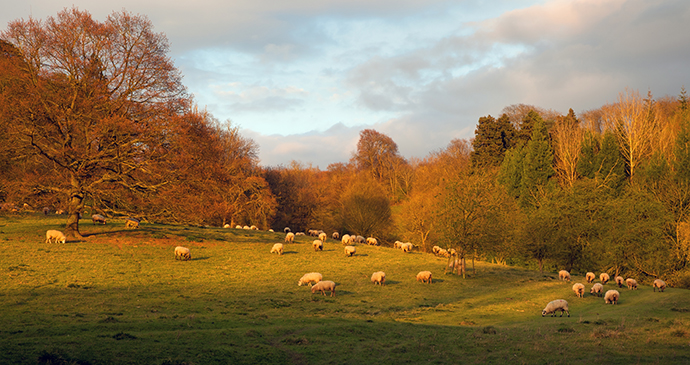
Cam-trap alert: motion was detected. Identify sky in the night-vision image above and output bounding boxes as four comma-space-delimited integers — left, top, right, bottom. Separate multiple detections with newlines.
2, 0, 689, 168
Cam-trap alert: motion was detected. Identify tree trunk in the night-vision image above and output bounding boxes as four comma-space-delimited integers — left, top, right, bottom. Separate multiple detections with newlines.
539, 259, 543, 274
66, 175, 85, 239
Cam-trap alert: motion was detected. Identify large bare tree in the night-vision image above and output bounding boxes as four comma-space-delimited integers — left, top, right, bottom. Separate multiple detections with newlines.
1, 8, 189, 237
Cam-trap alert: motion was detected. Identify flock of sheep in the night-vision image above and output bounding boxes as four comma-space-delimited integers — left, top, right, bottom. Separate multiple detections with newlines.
44, 214, 141, 245
542, 269, 668, 317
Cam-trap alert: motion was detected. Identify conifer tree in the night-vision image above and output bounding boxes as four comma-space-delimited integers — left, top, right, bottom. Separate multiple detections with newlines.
519, 118, 555, 208
471, 114, 515, 168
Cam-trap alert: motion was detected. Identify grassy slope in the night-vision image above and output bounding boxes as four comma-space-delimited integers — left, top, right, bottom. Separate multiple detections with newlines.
1, 214, 689, 364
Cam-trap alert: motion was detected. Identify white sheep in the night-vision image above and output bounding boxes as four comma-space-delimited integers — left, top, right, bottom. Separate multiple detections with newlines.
45, 230, 66, 244
625, 278, 638, 290
402, 243, 413, 253
42, 207, 51, 215
371, 271, 386, 286
541, 299, 570, 317
332, 232, 340, 240
91, 214, 106, 225
298, 272, 323, 286
590, 283, 604, 297
366, 237, 378, 246
558, 270, 571, 282
308, 229, 319, 237
615, 276, 625, 288
312, 239, 323, 251
572, 283, 585, 298
311, 280, 336, 297
125, 218, 140, 229
356, 235, 365, 244
250, 225, 259, 230
416, 271, 432, 284
585, 272, 596, 283
235, 225, 242, 229
341, 234, 351, 245
243, 225, 250, 230
269, 229, 274, 232
174, 246, 191, 261
270, 243, 284, 255
296, 232, 305, 236
319, 232, 327, 242
344, 245, 356, 256
285, 232, 295, 243
436, 248, 450, 257
431, 245, 441, 254
600, 273, 610, 284
604, 289, 620, 304
223, 224, 231, 228
653, 279, 666, 292
284, 227, 291, 233
395, 241, 404, 249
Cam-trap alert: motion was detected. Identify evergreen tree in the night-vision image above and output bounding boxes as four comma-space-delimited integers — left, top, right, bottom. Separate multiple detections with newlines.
596, 131, 627, 192
497, 145, 526, 199
519, 118, 555, 208
576, 131, 599, 179
471, 114, 515, 168
516, 110, 544, 144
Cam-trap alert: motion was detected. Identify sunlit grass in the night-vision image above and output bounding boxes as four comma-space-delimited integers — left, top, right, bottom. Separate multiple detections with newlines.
1, 213, 689, 364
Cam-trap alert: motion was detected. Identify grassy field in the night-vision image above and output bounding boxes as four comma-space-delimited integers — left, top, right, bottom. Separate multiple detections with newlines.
1, 214, 689, 364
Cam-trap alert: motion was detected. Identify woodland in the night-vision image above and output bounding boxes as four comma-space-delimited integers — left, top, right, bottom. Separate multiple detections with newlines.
1, 9, 689, 288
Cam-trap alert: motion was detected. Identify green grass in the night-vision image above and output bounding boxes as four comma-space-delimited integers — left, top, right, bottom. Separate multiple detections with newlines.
1, 214, 690, 364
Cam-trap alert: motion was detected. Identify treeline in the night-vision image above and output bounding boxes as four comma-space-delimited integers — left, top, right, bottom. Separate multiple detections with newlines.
1, 9, 688, 287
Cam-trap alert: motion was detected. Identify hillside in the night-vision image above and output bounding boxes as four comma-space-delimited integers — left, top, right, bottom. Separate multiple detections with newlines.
1, 214, 689, 364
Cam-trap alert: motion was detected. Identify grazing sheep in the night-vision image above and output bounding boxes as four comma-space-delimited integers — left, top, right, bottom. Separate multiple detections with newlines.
559, 270, 571, 282
366, 237, 378, 246
285, 232, 295, 243
296, 232, 305, 236
344, 245, 356, 256
55, 209, 65, 215
402, 243, 414, 253
45, 230, 66, 244
341, 234, 351, 245
586, 272, 596, 283
625, 278, 638, 290
91, 214, 106, 225
604, 290, 620, 304
42, 207, 51, 215
174, 246, 191, 261
319, 232, 327, 242
572, 283, 585, 298
269, 229, 274, 232
235, 225, 242, 229
311, 280, 336, 297
308, 229, 318, 237
312, 239, 323, 251
284, 227, 291, 233
432, 245, 441, 254
270, 243, 284, 255
332, 232, 340, 240
542, 299, 570, 317
371, 271, 386, 286
250, 225, 259, 230
653, 279, 666, 292
223, 224, 231, 228
615, 276, 625, 288
600, 273, 610, 284
437, 248, 450, 257
590, 283, 604, 297
298, 272, 323, 286
416, 271, 432, 284
125, 218, 140, 229
243, 225, 250, 230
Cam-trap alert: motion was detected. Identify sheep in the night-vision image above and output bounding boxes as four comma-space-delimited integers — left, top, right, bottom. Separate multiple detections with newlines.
341, 234, 351, 245
174, 246, 191, 261
311, 280, 336, 297
653, 279, 666, 292
344, 245, 356, 256
250, 225, 259, 230
432, 245, 441, 254
403, 243, 414, 253
319, 232, 327, 242
416, 271, 432, 284
296, 232, 305, 236
604, 289, 620, 304
42, 207, 51, 215
572, 283, 585, 298
625, 278, 638, 290
91, 214, 106, 225
235, 225, 242, 229
366, 237, 378, 246
298, 272, 323, 286
615, 276, 625, 288
558, 270, 571, 282
371, 271, 386, 286
45, 230, 66, 244
312, 239, 323, 251
600, 273, 610, 285
436, 248, 450, 257
585, 272, 596, 283
308, 229, 319, 237
55, 209, 65, 215
125, 218, 140, 229
285, 232, 295, 243
332, 232, 340, 240
270, 243, 284, 255
356, 235, 365, 244
541, 299, 570, 317
243, 225, 250, 230
223, 224, 231, 228
590, 283, 604, 297
284, 227, 291, 233
269, 229, 274, 232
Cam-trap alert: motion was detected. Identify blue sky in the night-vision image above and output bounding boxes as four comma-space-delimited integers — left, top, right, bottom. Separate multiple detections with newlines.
3, 0, 689, 167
